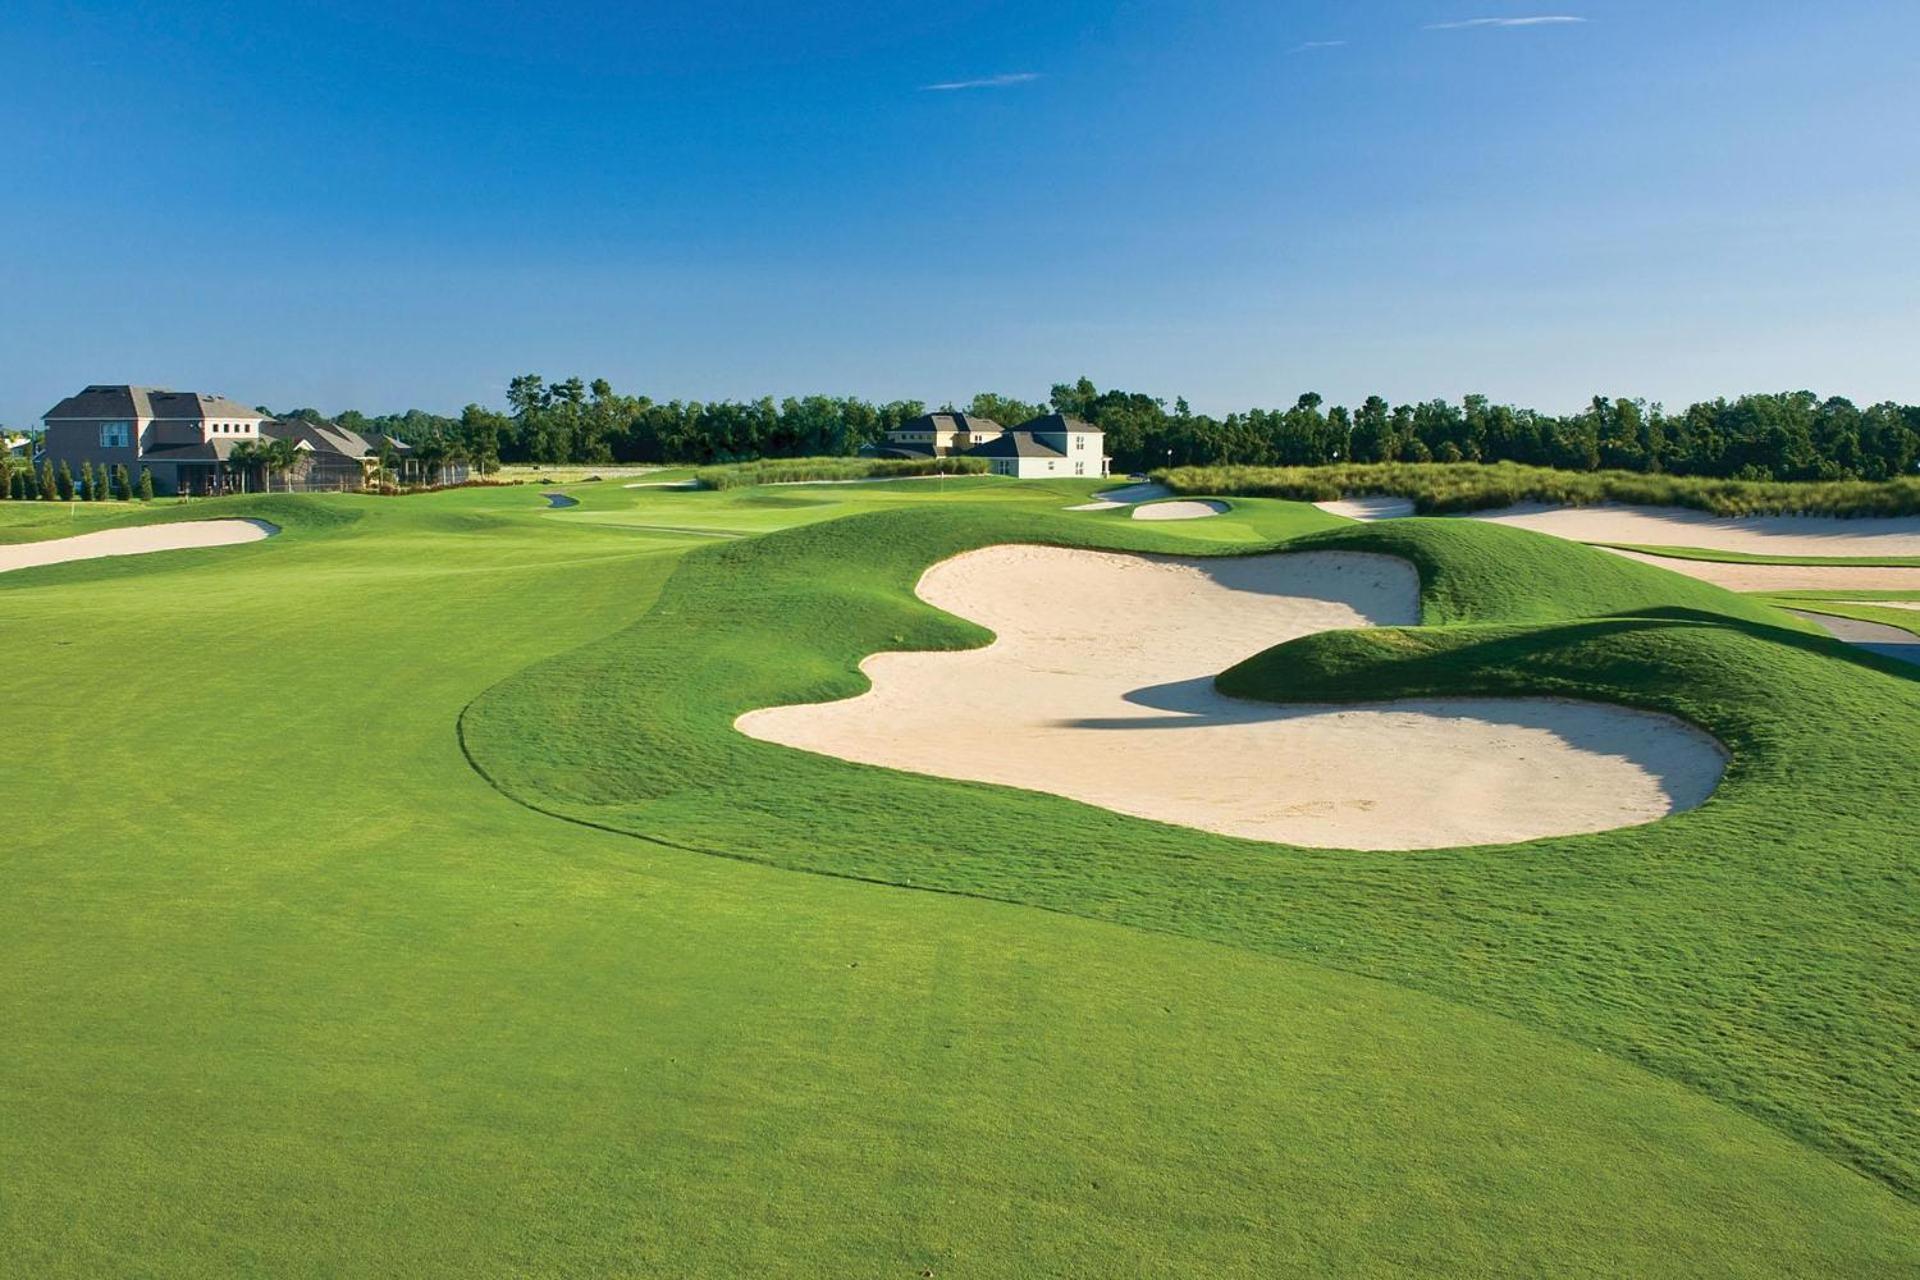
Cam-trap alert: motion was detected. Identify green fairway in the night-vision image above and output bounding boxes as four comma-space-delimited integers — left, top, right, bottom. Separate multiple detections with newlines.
2, 480, 1915, 1276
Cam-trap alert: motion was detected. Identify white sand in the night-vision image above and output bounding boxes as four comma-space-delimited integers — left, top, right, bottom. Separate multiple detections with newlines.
1604, 550, 1920, 593
1463, 502, 1920, 557
738, 545, 1726, 851
0, 519, 277, 575
1066, 482, 1171, 511
1316, 496, 1416, 521
1132, 500, 1227, 521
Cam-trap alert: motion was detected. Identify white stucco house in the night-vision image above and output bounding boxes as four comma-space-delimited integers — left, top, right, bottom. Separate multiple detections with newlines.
966, 413, 1109, 478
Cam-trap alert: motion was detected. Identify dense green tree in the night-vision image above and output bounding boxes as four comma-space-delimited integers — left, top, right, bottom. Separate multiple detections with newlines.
55, 460, 74, 501
137, 468, 154, 501
965, 392, 1043, 428
114, 464, 133, 501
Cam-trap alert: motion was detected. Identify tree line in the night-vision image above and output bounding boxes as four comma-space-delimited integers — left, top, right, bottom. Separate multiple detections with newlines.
262, 376, 1920, 483
0, 456, 151, 502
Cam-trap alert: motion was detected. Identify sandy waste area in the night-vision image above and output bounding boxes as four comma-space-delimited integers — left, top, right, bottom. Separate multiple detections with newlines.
1462, 502, 1920, 557
0, 519, 276, 574
737, 545, 1726, 850
1314, 498, 1920, 592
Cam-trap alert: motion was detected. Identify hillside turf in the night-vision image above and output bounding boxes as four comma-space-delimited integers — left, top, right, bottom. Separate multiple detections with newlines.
2, 478, 1915, 1277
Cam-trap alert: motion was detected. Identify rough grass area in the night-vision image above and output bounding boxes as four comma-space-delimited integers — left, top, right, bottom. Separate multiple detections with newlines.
464, 504, 1919, 1208
5, 479, 1915, 1276
693, 454, 991, 489
1154, 460, 1920, 517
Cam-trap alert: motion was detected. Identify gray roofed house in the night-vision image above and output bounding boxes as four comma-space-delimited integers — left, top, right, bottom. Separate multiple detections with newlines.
965, 433, 1066, 459
960, 412, 1109, 479
37, 385, 453, 495
41, 384, 272, 495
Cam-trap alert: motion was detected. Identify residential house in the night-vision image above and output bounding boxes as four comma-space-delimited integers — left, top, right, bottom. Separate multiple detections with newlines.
966, 413, 1109, 479
41, 385, 270, 495
866, 412, 1005, 459
40, 386, 457, 493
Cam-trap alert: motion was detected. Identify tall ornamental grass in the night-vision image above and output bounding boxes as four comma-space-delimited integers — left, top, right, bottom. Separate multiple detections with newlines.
694, 455, 990, 490
1152, 461, 1920, 518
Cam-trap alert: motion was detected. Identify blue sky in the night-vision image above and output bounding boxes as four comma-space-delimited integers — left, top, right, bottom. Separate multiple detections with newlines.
2, 1, 1917, 426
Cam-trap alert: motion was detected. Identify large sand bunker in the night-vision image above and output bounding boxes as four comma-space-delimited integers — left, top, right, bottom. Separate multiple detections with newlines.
737, 545, 1725, 850
0, 519, 277, 575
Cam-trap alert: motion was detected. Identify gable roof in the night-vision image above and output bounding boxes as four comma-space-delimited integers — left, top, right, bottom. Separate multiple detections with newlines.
264, 416, 381, 459
1009, 412, 1097, 435
44, 385, 265, 422
889, 412, 1004, 437
964, 432, 1066, 459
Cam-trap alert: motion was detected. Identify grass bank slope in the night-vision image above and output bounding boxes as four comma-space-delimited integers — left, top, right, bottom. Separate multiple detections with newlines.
465, 502, 1918, 1204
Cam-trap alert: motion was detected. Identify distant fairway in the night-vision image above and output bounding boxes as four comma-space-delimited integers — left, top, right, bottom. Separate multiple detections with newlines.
2, 478, 1915, 1277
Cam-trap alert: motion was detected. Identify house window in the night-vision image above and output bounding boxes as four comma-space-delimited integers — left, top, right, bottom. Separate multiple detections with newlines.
1075, 461, 1085, 476
1075, 436, 1085, 450
99, 422, 131, 448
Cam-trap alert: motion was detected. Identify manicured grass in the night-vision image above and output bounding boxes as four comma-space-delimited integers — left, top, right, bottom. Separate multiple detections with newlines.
1750, 593, 1920, 639
3, 480, 1915, 1275
1600, 541, 1920, 567
465, 503, 1917, 1206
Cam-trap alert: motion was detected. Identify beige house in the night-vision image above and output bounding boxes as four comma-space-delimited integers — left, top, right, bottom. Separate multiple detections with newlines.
871, 411, 1006, 459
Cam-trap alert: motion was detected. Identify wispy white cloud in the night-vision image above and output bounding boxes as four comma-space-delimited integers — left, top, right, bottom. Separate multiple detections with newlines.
1426, 16, 1587, 30
919, 72, 1041, 92
1288, 40, 1348, 54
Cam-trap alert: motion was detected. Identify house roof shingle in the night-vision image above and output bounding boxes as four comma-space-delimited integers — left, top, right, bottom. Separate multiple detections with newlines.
1008, 412, 1097, 435
890, 412, 1004, 437
44, 385, 266, 422
963, 433, 1067, 459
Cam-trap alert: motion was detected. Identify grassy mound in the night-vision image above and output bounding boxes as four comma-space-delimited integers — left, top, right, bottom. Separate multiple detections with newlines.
1155, 459, 1920, 517
463, 502, 1919, 1203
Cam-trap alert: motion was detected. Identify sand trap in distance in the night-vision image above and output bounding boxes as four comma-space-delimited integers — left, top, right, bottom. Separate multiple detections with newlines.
0, 519, 277, 575
1604, 551, 1920, 593
1464, 502, 1920, 557
1133, 500, 1227, 521
1316, 496, 1416, 521
1066, 482, 1171, 510
738, 545, 1726, 850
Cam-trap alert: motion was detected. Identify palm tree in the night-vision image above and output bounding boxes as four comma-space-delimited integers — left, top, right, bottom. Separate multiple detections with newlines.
228, 439, 264, 494
263, 436, 301, 492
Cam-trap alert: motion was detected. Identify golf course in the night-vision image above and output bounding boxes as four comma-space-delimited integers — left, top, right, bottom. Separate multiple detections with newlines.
3, 475, 1916, 1277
